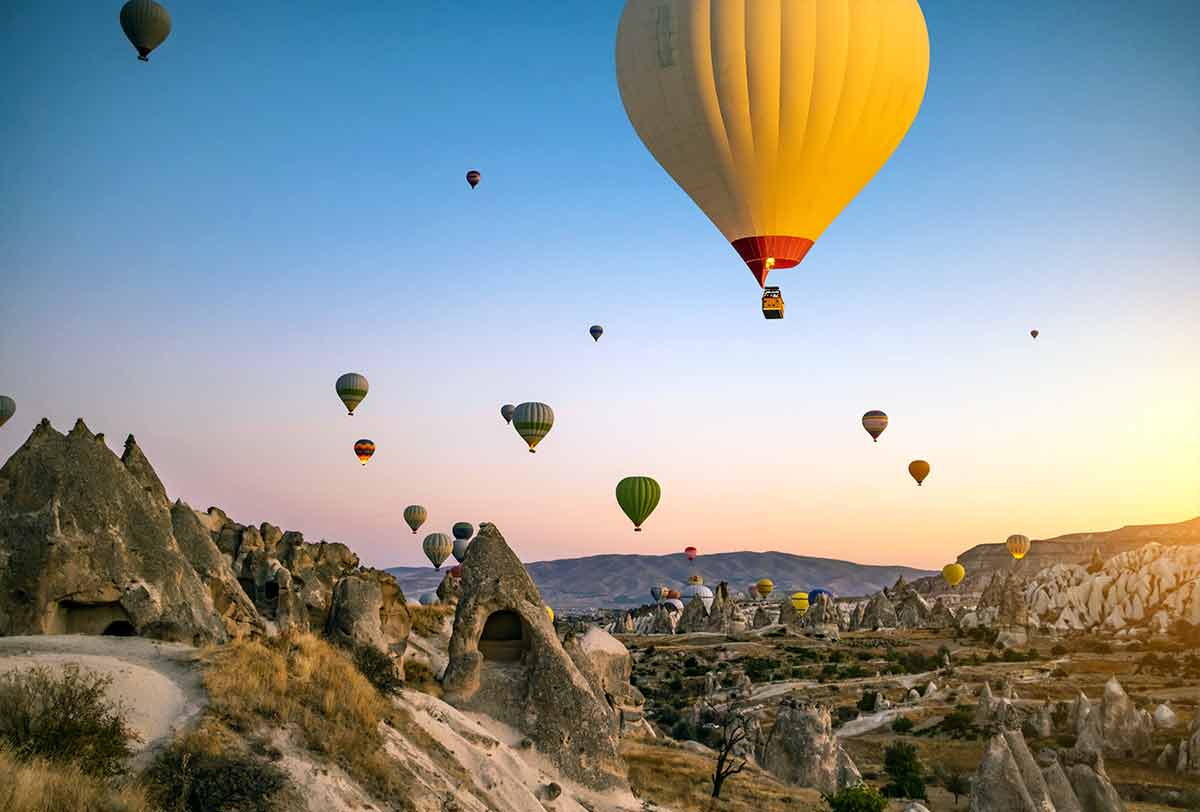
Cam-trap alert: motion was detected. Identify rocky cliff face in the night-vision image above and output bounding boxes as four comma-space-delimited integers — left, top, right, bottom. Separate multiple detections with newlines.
968, 729, 1127, 812
0, 419, 408, 666
757, 700, 860, 794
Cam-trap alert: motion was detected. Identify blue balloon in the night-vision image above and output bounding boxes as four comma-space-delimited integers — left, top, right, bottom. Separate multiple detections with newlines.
808, 588, 834, 603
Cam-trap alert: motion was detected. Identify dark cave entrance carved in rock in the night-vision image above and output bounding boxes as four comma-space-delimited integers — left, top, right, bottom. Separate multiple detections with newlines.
102, 620, 138, 636
478, 610, 531, 662
51, 600, 137, 636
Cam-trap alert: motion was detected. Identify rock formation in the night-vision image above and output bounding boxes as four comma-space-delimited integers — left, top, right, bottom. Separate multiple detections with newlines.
757, 700, 860, 794
567, 626, 647, 737
1074, 677, 1154, 759
969, 729, 1126, 812
798, 592, 842, 639
675, 594, 710, 634
849, 575, 958, 632
441, 523, 626, 790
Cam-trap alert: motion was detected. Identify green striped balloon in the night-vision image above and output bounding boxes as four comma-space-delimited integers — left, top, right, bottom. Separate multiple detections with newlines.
422, 533, 453, 569
615, 476, 661, 532
403, 505, 427, 534
513, 402, 554, 453
119, 0, 172, 61
0, 396, 14, 429
336, 372, 369, 415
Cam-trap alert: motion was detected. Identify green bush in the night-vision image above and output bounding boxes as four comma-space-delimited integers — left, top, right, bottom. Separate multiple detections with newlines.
857, 691, 878, 712
945, 772, 971, 805
892, 716, 915, 734
0, 664, 137, 777
351, 645, 403, 696
882, 741, 925, 799
146, 744, 290, 812
824, 784, 887, 812
669, 720, 696, 741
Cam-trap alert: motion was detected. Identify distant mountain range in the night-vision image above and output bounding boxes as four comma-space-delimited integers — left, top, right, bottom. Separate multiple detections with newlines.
387, 551, 934, 612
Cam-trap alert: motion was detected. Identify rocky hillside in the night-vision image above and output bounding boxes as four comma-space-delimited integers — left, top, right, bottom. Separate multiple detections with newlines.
390, 551, 933, 612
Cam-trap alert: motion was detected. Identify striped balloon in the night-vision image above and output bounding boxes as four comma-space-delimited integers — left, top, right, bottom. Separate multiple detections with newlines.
353, 439, 375, 465
336, 373, 369, 415
615, 476, 661, 532
755, 578, 774, 598
513, 402, 554, 453
403, 505, 427, 534
590, 325, 604, 342
422, 533, 453, 569
452, 537, 471, 563
1006, 534, 1031, 561
500, 404, 515, 425
120, 0, 171, 61
452, 522, 474, 541
908, 459, 930, 486
0, 396, 14, 429
466, 170, 481, 189
862, 410, 888, 442
790, 592, 809, 613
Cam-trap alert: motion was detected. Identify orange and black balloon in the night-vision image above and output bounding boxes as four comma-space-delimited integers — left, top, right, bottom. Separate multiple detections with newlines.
354, 439, 375, 466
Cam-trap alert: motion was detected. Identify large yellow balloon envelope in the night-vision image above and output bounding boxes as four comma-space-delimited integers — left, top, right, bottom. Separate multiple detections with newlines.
616, 0, 930, 287
790, 592, 809, 613
908, 459, 930, 486
755, 578, 774, 598
942, 563, 966, 587
1006, 534, 1031, 560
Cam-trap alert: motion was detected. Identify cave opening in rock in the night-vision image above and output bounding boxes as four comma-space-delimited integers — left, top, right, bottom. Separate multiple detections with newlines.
102, 620, 138, 637
50, 600, 137, 636
478, 610, 531, 662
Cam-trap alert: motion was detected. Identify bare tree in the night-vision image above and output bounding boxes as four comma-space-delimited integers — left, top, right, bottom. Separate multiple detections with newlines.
705, 704, 752, 798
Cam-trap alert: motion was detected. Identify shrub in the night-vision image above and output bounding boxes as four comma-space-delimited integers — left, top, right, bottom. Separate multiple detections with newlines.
0, 745, 149, 812
146, 741, 290, 812
669, 720, 696, 741
882, 741, 925, 799
407, 604, 453, 638
832, 706, 858, 728
940, 707, 976, 739
945, 772, 971, 805
892, 716, 915, 734
857, 690, 878, 712
824, 783, 887, 812
351, 645, 403, 696
0, 664, 138, 777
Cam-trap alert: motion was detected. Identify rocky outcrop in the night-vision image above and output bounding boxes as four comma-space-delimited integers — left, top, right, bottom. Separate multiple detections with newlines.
758, 700, 859, 794
568, 626, 646, 736
969, 730, 1125, 812
1160, 715, 1200, 774
850, 575, 958, 632
798, 592, 842, 639
1075, 677, 1153, 759
0, 420, 239, 644
441, 524, 626, 791
752, 607, 771, 629
855, 590, 898, 630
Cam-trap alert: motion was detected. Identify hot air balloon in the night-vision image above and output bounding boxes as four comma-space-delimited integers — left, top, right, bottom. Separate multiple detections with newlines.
790, 592, 810, 613
545, 605, 555, 623
684, 546, 697, 562
908, 460, 931, 486
512, 402, 554, 453
683, 583, 714, 613
452, 537, 471, 563
422, 533, 453, 569
403, 505, 427, 534
616, 476, 661, 532
500, 404, 515, 425
452, 522, 474, 542
755, 579, 774, 599
353, 439, 375, 466
449, 565, 464, 579
808, 588, 833, 604
650, 585, 666, 603
1006, 534, 1031, 561
665, 598, 684, 612
466, 170, 481, 189
688, 574, 703, 586
1030, 329, 1039, 339
616, 1, 930, 291
665, 589, 681, 601
418, 592, 438, 606
590, 325, 604, 342
120, 0, 171, 61
0, 396, 14, 429
336, 373, 369, 415
862, 410, 888, 442
942, 563, 966, 587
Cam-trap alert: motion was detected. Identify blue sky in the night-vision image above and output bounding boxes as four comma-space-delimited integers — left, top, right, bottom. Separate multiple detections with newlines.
2, 1, 1197, 569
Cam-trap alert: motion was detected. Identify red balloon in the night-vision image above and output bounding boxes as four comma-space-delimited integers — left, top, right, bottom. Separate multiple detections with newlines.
665, 589, 681, 600
449, 565, 464, 579
684, 546, 698, 562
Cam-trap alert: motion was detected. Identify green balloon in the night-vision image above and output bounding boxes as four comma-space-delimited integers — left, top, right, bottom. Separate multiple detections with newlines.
615, 476, 661, 532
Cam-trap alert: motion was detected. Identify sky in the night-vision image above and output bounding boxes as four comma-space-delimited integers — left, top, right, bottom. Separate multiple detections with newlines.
2, 1, 1197, 571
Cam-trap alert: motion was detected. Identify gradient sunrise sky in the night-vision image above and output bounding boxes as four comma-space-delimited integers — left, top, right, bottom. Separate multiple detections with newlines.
2, 1, 1197, 570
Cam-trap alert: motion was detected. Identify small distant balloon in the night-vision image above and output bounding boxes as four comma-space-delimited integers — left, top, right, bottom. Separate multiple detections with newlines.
512, 402, 554, 453
942, 563, 966, 587
452, 522, 474, 541
466, 170, 481, 189
545, 605, 555, 623
353, 439, 375, 466
590, 325, 604, 342
688, 574, 703, 585
1030, 329, 1039, 339
665, 598, 684, 612
808, 588, 833, 603
615, 476, 661, 532
664, 589, 681, 601
418, 592, 438, 606
1006, 534, 1031, 561
120, 0, 171, 62
0, 396, 15, 429
403, 505, 427, 534
336, 373, 369, 415
755, 578, 774, 599
452, 536, 471, 564
422, 533, 453, 569
500, 404, 515, 425
650, 585, 666, 603
862, 410, 888, 442
684, 546, 698, 562
449, 564, 464, 579
790, 592, 810, 613
908, 460, 931, 486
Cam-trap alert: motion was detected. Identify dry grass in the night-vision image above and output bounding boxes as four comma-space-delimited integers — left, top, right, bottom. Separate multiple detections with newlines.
621, 738, 824, 811
408, 604, 454, 638
200, 633, 409, 799
0, 745, 149, 812
402, 659, 443, 698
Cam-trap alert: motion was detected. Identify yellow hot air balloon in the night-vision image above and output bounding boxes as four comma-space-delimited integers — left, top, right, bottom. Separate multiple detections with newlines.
616, 1, 930, 289
688, 574, 703, 585
545, 605, 555, 623
908, 460, 930, 486
1006, 534, 1031, 560
942, 563, 966, 587
755, 578, 774, 599
790, 592, 810, 614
